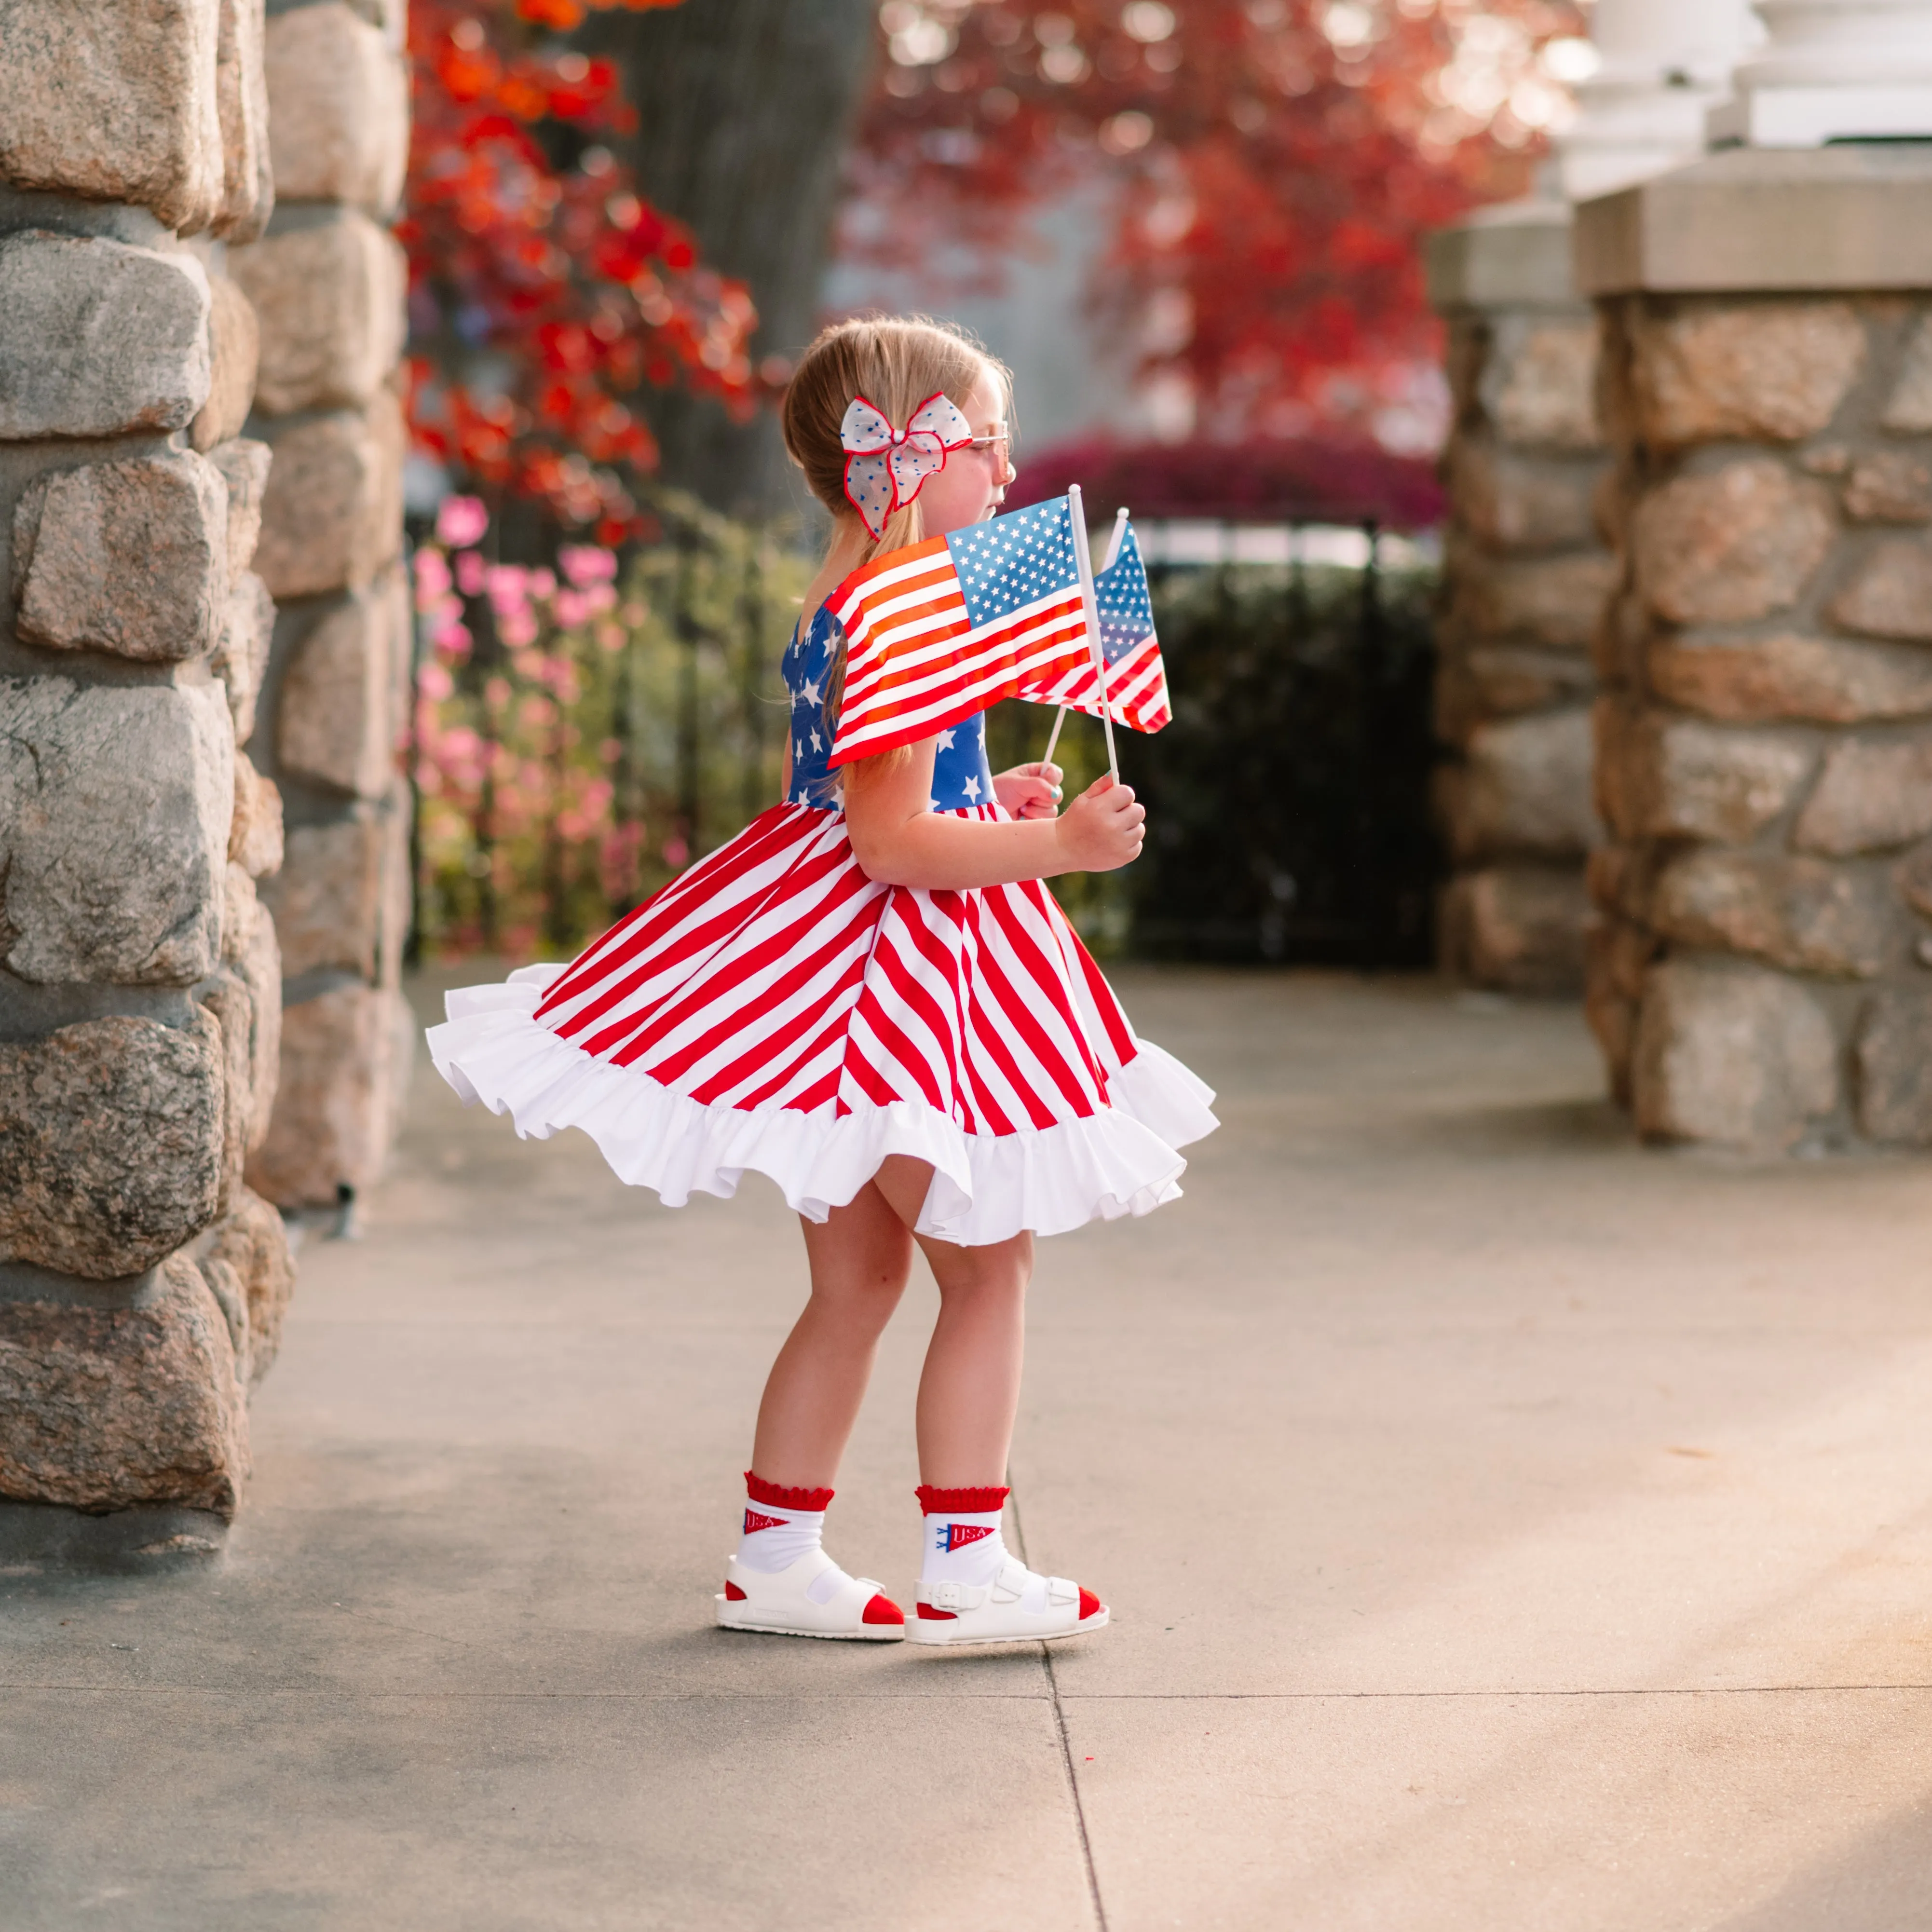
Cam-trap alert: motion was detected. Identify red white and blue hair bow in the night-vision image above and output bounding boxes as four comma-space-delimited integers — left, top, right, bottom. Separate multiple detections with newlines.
840, 390, 974, 539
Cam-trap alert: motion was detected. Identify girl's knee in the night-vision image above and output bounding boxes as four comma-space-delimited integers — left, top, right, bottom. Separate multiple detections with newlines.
934, 1223, 1029, 1268
932, 1247, 1031, 1308
810, 1265, 909, 1334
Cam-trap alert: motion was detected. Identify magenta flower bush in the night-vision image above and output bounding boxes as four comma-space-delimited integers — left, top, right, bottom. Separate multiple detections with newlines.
408, 497, 803, 959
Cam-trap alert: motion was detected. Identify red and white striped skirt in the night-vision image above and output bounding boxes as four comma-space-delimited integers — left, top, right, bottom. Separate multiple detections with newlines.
426, 802, 1217, 1246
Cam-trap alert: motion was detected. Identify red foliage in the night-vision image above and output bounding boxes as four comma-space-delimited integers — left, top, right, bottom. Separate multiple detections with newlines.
847, 1, 1586, 443
1005, 433, 1443, 528
404, 0, 762, 540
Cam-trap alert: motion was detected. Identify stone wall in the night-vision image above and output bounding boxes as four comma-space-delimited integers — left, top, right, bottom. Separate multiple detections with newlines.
0, 0, 293, 1544
1427, 207, 1619, 992
1578, 148, 1932, 1151
233, 0, 413, 1210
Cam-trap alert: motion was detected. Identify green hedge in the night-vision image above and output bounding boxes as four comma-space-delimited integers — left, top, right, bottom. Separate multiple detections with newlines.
1111, 561, 1440, 966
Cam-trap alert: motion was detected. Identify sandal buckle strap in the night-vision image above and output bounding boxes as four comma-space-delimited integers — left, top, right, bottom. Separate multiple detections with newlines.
921, 1579, 989, 1612
991, 1561, 1030, 1605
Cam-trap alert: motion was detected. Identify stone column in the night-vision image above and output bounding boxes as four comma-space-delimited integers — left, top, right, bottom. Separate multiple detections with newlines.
1577, 144, 1932, 1148
1429, 207, 1616, 991
1428, 0, 1757, 993
0, 0, 294, 1557
232, 0, 414, 1212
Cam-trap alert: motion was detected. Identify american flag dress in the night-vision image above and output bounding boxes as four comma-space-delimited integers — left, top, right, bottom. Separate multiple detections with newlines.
426, 605, 1217, 1246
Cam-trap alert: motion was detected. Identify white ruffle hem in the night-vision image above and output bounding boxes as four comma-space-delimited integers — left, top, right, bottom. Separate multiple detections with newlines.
426, 964, 1219, 1247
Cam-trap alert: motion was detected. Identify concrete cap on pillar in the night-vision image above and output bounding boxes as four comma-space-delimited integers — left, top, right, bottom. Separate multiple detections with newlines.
1573, 141, 1932, 294
1425, 199, 1578, 313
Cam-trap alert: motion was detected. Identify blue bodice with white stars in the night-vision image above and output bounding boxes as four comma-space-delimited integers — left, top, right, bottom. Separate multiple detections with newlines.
783, 604, 998, 813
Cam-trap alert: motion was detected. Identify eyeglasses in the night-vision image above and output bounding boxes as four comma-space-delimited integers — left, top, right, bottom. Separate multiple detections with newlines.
965, 424, 1011, 458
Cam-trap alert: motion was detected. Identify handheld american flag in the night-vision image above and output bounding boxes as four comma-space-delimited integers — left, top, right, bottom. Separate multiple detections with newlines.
1031, 516, 1170, 737
825, 496, 1094, 767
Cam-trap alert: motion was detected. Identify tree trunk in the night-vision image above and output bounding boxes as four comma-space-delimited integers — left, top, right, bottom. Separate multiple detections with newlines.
581, 0, 878, 518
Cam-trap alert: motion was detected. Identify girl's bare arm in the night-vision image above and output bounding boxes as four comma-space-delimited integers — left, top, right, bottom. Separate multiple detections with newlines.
843, 734, 1144, 891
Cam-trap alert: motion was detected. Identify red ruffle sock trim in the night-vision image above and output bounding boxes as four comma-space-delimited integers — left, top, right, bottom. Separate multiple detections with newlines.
915, 1483, 1011, 1514
746, 1470, 835, 1511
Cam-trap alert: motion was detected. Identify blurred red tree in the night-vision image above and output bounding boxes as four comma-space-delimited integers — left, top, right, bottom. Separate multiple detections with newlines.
402, 0, 766, 542
846, 0, 1588, 446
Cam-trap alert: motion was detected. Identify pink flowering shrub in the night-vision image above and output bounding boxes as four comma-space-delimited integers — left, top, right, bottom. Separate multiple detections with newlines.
409, 497, 804, 958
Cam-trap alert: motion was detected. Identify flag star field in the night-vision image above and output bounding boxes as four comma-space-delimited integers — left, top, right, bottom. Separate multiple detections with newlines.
1095, 524, 1156, 665
951, 497, 1081, 628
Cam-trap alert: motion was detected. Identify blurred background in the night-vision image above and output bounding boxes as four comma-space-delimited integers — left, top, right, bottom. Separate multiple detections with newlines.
398, 0, 1592, 967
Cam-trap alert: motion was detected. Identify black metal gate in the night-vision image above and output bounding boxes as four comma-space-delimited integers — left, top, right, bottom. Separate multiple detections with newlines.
1114, 525, 1441, 969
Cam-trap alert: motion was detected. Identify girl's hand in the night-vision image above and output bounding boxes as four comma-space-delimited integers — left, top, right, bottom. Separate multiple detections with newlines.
993, 761, 1063, 821
1052, 775, 1145, 873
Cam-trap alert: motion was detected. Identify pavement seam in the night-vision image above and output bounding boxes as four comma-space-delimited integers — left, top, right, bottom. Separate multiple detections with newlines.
0, 1686, 1063, 1698
1008, 1487, 1110, 1932
1058, 1685, 1932, 1700
13, 1683, 1932, 1699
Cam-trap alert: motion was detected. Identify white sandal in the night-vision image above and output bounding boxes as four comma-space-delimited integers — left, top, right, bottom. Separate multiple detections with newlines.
715, 1547, 906, 1641
905, 1558, 1108, 1646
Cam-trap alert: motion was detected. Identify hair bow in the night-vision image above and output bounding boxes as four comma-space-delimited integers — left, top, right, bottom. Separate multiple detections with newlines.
840, 391, 974, 539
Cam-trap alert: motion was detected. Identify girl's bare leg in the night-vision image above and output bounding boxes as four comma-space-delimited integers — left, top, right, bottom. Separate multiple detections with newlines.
750, 1181, 914, 1489
871, 1156, 1033, 1488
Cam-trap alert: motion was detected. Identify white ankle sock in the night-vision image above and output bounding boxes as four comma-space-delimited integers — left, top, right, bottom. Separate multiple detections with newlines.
916, 1483, 1013, 1591
736, 1472, 834, 1575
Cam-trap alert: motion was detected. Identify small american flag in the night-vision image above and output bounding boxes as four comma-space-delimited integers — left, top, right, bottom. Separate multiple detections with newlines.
1029, 519, 1171, 735
827, 496, 1092, 766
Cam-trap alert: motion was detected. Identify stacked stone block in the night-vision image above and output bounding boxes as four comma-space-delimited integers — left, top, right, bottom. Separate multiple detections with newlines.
1578, 148, 1932, 1151
1428, 209, 1619, 992
234, 0, 414, 1209
0, 0, 293, 1543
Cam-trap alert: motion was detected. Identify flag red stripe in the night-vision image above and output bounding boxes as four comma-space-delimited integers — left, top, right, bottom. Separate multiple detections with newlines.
834, 602, 1092, 764
842, 593, 1085, 718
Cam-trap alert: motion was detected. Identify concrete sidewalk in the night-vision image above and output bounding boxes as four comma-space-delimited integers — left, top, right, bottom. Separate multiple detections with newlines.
7, 968, 1932, 1930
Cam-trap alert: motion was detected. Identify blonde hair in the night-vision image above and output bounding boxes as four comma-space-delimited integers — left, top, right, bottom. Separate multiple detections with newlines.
782, 317, 1013, 784
782, 315, 1011, 567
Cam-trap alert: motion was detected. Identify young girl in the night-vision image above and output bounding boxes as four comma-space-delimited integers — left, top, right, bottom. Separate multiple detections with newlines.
429, 316, 1216, 1646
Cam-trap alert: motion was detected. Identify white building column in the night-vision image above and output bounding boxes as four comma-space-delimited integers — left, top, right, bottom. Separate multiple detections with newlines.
1711, 0, 1932, 144
1560, 0, 1759, 200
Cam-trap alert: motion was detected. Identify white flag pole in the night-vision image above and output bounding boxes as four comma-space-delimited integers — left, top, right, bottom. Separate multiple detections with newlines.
1063, 489, 1120, 782
1042, 508, 1127, 770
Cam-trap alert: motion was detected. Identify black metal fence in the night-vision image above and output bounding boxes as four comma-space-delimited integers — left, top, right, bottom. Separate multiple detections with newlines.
411, 510, 1441, 970
1112, 526, 1441, 968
